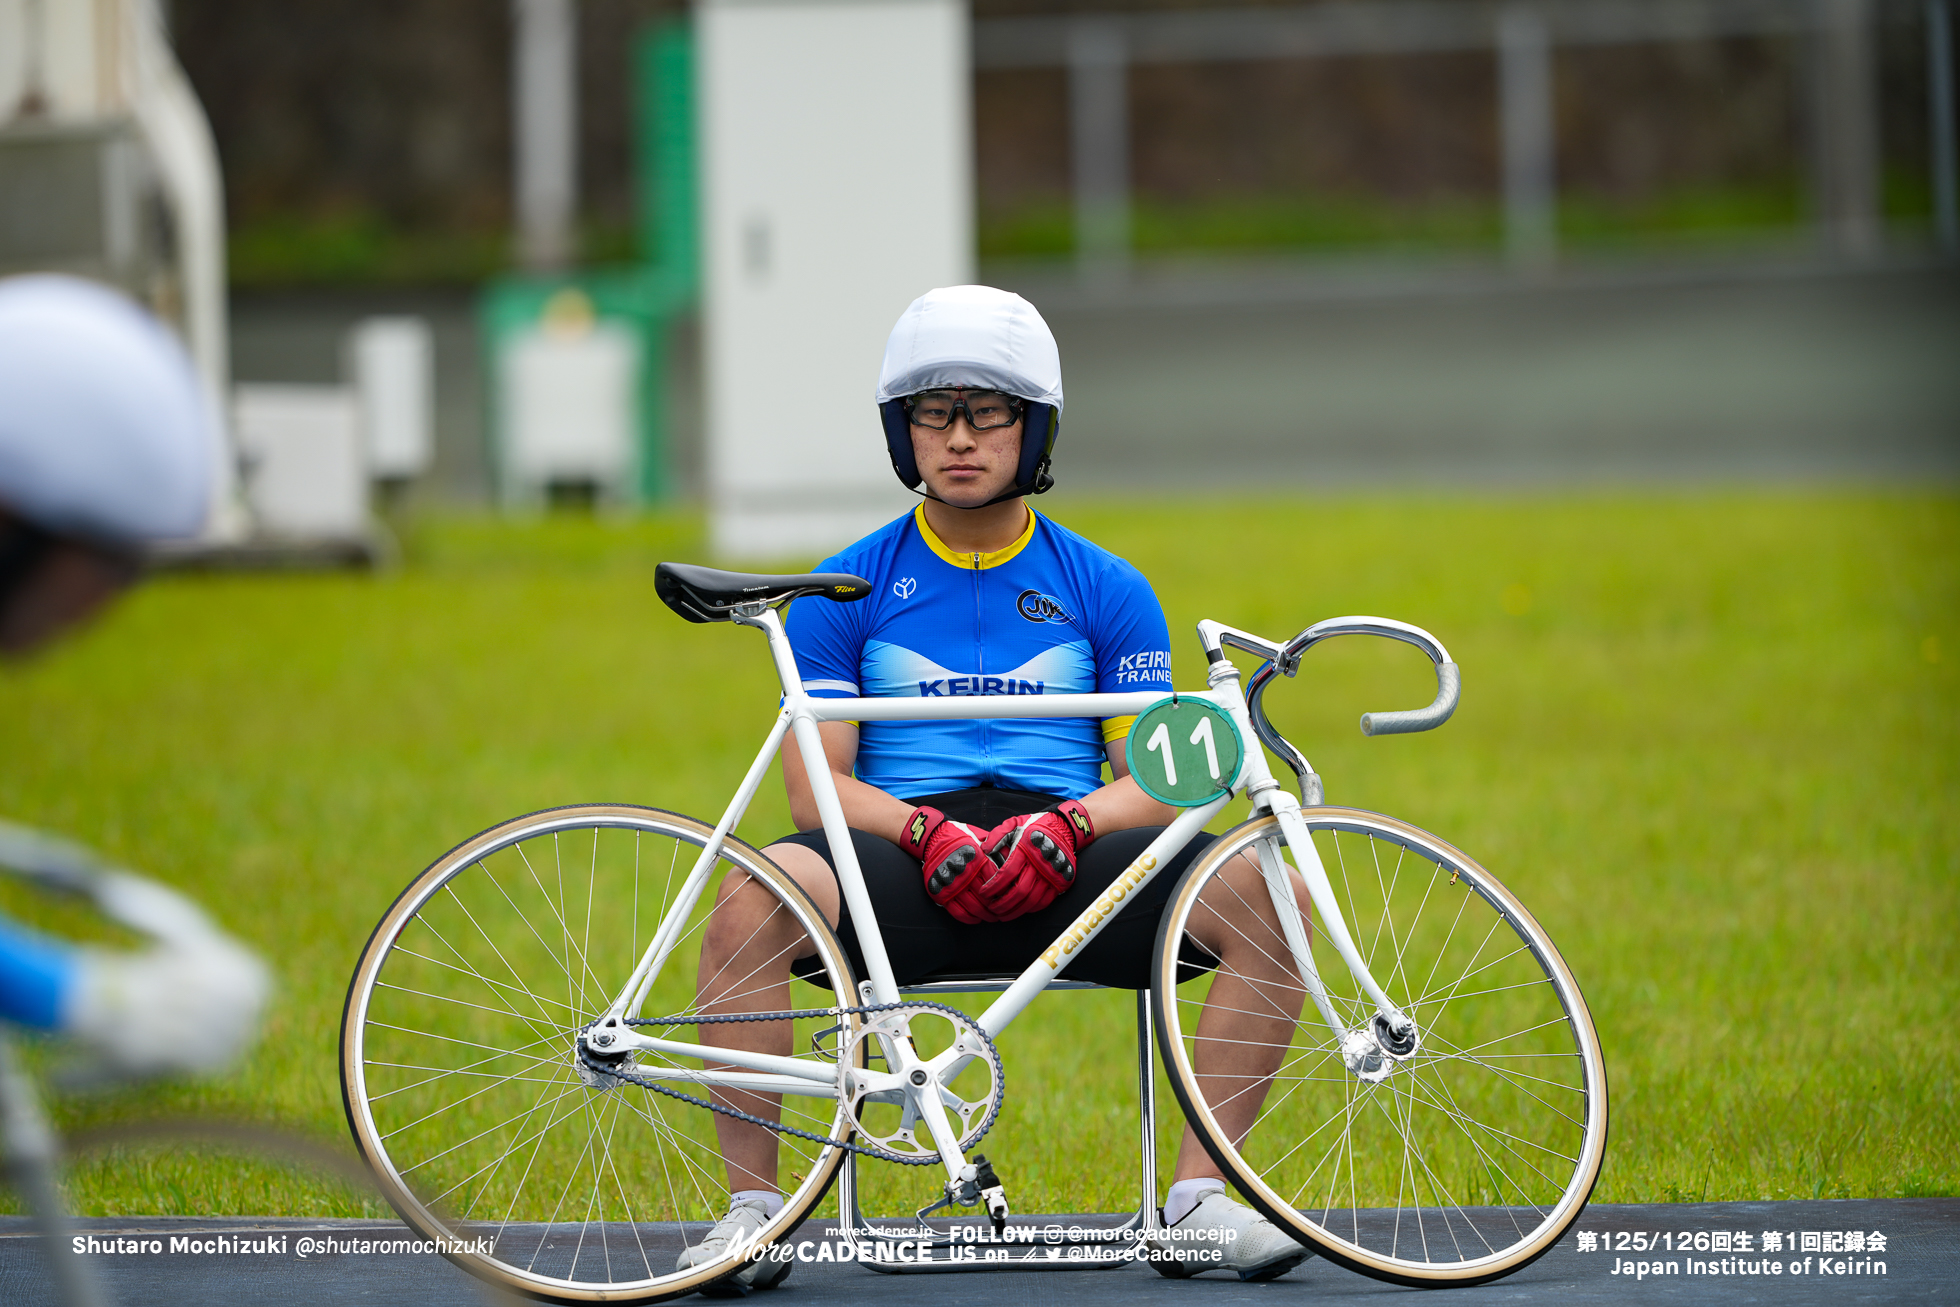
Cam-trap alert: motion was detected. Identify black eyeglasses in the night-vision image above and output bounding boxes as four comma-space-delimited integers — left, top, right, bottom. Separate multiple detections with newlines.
905, 388, 1025, 432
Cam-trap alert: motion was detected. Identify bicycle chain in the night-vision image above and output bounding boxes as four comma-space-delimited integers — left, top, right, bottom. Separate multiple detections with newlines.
575, 1000, 1003, 1167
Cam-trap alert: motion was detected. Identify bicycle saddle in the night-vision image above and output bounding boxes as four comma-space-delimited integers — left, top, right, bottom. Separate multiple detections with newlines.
655, 561, 875, 623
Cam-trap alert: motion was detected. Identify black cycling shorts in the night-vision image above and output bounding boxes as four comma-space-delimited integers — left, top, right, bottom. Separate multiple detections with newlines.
774, 787, 1218, 992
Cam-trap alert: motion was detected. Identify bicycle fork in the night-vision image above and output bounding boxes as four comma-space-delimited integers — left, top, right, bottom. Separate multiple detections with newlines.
1251, 788, 1419, 1082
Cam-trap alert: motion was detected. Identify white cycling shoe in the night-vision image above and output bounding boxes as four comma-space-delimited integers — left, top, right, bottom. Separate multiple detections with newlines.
1144, 1187, 1312, 1281
676, 1198, 792, 1295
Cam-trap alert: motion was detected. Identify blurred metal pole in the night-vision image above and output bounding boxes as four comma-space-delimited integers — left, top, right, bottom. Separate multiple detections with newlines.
12, 0, 48, 117
1932, 0, 1959, 254
1498, 5, 1556, 272
1, 1033, 111, 1307
514, 0, 578, 272
124, 0, 247, 542
1811, 0, 1882, 261
1069, 19, 1130, 280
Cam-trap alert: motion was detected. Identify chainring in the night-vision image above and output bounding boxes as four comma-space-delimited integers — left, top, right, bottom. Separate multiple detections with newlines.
841, 1003, 1004, 1161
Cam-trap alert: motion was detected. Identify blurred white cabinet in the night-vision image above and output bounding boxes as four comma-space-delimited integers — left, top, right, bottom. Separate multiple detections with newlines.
232, 384, 368, 539
346, 316, 434, 481
499, 317, 641, 503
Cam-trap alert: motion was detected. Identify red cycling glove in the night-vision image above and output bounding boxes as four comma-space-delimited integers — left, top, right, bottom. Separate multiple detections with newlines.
980, 800, 1096, 922
899, 806, 1004, 925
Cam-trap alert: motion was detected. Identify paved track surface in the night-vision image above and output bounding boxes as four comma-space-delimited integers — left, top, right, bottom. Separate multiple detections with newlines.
1023, 263, 1960, 489
230, 263, 1959, 506
3, 1199, 1952, 1305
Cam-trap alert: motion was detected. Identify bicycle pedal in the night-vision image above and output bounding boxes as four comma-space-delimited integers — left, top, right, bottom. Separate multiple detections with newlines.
967, 1154, 1011, 1232
982, 1184, 1010, 1236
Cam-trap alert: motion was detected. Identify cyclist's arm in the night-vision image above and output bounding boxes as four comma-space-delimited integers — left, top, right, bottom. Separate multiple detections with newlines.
782, 722, 914, 842
1077, 741, 1180, 834
1079, 555, 1179, 833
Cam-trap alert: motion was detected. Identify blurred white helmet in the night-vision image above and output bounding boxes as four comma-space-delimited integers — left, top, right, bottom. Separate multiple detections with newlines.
0, 275, 215, 544
875, 285, 1063, 501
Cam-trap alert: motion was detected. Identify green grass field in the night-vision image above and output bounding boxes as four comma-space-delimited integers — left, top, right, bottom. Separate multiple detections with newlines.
0, 491, 1953, 1217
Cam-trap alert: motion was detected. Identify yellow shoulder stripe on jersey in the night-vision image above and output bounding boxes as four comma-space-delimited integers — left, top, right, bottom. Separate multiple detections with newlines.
913, 503, 1039, 570
1101, 715, 1137, 743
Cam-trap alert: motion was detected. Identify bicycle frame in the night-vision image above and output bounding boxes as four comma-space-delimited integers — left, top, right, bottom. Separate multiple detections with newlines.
585, 603, 1438, 1187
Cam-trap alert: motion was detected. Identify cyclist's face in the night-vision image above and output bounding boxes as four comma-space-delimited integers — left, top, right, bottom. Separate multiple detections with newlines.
910, 407, 1023, 509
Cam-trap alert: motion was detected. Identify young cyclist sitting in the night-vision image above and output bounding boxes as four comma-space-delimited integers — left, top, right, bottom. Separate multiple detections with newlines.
683, 285, 1312, 1289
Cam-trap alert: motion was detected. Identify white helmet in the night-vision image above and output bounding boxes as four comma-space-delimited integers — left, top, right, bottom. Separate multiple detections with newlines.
0, 275, 215, 544
875, 285, 1063, 500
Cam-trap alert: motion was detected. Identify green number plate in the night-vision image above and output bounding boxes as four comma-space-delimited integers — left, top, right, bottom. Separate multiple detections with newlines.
1124, 696, 1245, 807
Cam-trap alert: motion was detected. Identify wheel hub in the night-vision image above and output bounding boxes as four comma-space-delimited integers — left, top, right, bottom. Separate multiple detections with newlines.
575, 1019, 634, 1090
1341, 1013, 1421, 1084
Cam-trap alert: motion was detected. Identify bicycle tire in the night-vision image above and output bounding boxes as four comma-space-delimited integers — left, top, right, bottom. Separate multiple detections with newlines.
340, 804, 859, 1304
1151, 807, 1606, 1287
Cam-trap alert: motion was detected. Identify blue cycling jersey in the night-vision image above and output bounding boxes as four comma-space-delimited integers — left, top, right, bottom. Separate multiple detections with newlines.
787, 505, 1175, 801
0, 916, 74, 1030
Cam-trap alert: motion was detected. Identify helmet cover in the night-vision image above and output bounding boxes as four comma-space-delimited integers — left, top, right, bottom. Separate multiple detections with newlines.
0, 275, 214, 544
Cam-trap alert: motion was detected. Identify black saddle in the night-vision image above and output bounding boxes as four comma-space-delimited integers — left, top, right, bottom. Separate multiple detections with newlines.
654, 561, 875, 623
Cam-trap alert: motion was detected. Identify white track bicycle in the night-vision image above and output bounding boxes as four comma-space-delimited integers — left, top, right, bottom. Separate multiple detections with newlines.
339, 562, 1607, 1302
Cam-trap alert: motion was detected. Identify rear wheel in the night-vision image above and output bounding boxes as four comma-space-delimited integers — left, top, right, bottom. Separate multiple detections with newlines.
341, 804, 858, 1303
1152, 808, 1606, 1286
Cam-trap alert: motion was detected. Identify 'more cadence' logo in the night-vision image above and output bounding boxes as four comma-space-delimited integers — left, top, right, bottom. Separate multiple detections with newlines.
1016, 589, 1074, 624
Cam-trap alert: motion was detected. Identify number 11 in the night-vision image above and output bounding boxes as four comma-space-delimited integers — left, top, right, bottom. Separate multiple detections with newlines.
1190, 714, 1221, 780
1146, 722, 1177, 785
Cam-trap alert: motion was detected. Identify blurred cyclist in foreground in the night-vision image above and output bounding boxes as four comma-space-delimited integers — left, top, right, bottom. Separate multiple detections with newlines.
0, 274, 265, 1079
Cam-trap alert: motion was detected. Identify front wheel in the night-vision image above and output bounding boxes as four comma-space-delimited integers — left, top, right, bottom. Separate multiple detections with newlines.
340, 804, 859, 1304
1152, 807, 1607, 1286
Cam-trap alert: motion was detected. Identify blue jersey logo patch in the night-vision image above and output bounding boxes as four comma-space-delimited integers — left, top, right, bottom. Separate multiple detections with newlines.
1017, 589, 1075, 624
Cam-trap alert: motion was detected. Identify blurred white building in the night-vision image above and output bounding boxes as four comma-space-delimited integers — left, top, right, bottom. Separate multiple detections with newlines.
699, 0, 973, 561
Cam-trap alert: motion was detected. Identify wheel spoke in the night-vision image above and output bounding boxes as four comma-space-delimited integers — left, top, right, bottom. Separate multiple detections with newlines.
344, 810, 857, 1297
1160, 814, 1603, 1279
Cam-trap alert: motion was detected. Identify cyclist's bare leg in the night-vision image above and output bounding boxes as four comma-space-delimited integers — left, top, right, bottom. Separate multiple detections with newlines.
1174, 850, 1310, 1185
697, 842, 840, 1197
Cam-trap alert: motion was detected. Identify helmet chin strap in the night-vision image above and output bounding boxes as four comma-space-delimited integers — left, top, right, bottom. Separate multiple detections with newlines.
910, 458, 1053, 510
